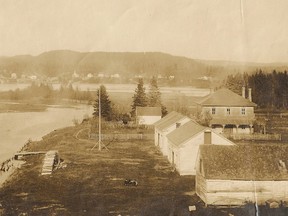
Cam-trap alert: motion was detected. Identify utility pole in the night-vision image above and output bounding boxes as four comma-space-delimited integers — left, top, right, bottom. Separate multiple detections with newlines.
91, 87, 102, 151
98, 86, 101, 151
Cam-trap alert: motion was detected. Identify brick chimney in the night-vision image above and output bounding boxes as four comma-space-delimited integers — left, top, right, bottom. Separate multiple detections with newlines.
242, 86, 245, 98
204, 130, 212, 145
248, 88, 252, 102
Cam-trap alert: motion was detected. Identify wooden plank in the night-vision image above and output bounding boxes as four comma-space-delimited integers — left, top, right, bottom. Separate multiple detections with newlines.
15, 151, 46, 156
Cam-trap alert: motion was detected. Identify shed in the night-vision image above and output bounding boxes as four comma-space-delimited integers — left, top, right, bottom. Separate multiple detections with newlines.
136, 106, 162, 125
196, 144, 288, 206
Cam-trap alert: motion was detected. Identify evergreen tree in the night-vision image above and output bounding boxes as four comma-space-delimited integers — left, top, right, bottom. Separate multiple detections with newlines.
131, 78, 147, 117
223, 73, 245, 95
93, 85, 112, 121
148, 76, 168, 117
148, 76, 161, 106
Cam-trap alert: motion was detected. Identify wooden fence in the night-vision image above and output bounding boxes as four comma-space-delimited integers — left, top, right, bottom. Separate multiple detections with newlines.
256, 112, 288, 118
225, 133, 281, 141
90, 133, 154, 141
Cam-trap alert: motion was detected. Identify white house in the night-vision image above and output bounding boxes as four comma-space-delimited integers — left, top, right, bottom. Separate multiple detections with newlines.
154, 111, 190, 156
111, 73, 120, 78
167, 120, 235, 176
72, 71, 79, 78
29, 75, 37, 80
98, 73, 105, 78
196, 144, 288, 206
136, 107, 161, 125
11, 73, 17, 79
87, 73, 94, 78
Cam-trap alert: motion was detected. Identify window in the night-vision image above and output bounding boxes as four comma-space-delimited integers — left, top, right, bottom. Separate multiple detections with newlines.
211, 108, 216, 115
226, 108, 231, 115
241, 108, 246, 115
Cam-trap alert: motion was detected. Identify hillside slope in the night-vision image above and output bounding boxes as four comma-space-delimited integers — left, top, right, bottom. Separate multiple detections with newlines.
1, 50, 288, 83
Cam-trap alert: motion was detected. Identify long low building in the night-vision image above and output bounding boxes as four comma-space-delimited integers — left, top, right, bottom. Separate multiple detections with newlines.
196, 144, 288, 206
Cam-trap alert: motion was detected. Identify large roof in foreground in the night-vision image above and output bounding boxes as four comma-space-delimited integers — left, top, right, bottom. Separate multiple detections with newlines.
167, 120, 206, 146
154, 111, 189, 131
200, 144, 288, 181
196, 88, 257, 107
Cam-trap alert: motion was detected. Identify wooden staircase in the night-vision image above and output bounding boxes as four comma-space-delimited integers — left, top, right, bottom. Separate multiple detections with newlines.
41, 150, 59, 175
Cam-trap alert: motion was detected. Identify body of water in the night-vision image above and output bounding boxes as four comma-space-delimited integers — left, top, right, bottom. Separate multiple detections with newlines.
0, 105, 93, 163
0, 83, 210, 97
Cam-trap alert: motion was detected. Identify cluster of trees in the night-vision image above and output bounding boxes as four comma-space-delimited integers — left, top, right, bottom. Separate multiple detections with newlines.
93, 77, 168, 123
0, 82, 94, 102
130, 77, 167, 117
224, 70, 288, 109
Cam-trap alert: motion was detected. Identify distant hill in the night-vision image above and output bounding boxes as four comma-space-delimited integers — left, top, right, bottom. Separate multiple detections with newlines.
0, 50, 288, 86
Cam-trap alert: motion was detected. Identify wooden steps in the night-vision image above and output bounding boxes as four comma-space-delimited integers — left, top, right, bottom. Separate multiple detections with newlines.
41, 150, 59, 175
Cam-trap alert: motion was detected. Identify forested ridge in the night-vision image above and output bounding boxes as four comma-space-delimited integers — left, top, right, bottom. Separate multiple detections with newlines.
224, 70, 288, 109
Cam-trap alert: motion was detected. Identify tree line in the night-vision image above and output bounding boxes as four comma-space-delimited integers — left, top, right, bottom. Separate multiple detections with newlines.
224, 70, 288, 109
0, 82, 94, 102
93, 77, 168, 123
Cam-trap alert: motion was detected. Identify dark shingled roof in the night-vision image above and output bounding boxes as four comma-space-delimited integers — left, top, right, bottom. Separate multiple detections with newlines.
200, 144, 288, 180
154, 111, 189, 131
136, 106, 161, 116
196, 88, 257, 107
167, 120, 206, 146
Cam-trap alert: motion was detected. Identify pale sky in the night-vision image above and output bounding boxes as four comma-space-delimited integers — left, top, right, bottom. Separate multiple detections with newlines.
1, 0, 288, 63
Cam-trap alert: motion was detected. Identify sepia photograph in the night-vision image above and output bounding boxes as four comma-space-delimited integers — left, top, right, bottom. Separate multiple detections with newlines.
1, 0, 288, 215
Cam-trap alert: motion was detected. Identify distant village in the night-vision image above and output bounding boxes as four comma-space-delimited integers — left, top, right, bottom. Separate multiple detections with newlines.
0, 69, 213, 88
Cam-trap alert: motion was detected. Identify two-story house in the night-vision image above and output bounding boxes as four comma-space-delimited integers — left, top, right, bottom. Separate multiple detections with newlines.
196, 88, 257, 134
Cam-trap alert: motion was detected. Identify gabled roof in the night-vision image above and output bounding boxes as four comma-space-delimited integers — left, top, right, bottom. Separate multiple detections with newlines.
167, 120, 206, 146
136, 106, 161, 116
154, 111, 178, 127
200, 144, 288, 181
196, 88, 257, 107
154, 111, 189, 131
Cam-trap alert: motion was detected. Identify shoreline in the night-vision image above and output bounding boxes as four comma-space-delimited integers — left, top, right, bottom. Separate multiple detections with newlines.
0, 160, 25, 188
0, 139, 31, 188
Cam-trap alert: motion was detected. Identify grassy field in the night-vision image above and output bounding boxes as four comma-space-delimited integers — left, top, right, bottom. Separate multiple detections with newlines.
1, 121, 288, 215
0, 123, 195, 215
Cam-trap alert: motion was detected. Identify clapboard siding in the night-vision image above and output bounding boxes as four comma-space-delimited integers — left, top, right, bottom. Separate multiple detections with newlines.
196, 172, 208, 204
199, 179, 288, 205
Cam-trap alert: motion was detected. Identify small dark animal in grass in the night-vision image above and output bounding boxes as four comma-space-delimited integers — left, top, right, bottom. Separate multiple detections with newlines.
124, 179, 138, 186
